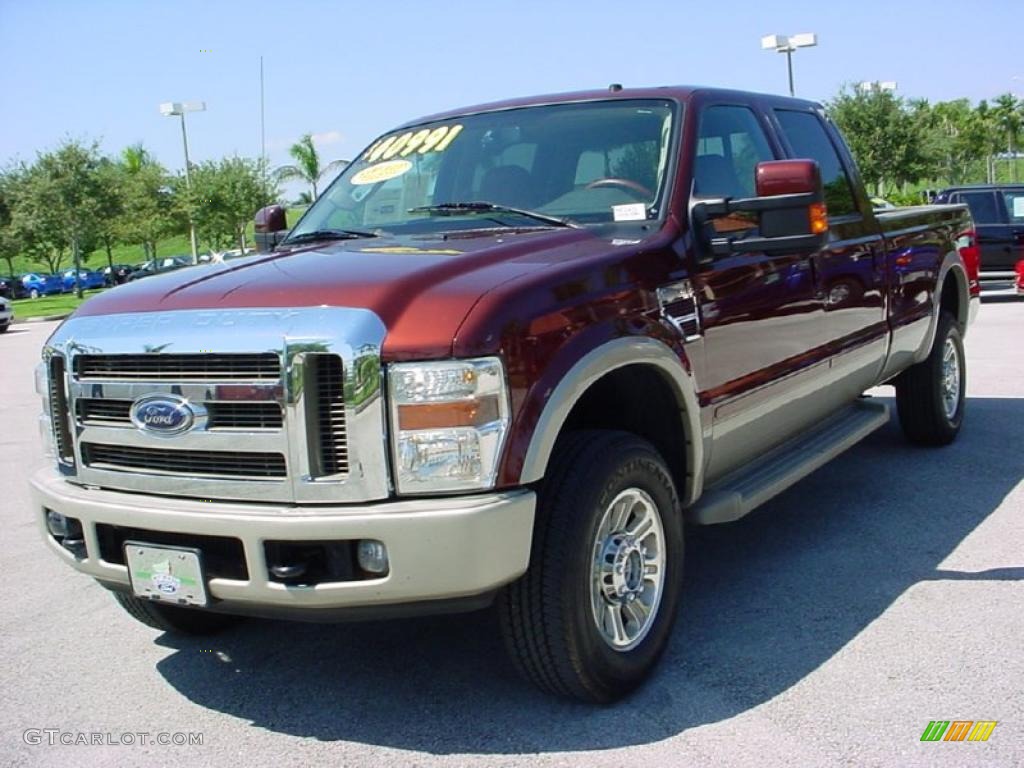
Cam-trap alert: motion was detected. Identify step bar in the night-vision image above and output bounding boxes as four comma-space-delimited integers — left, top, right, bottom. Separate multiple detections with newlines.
687, 399, 890, 525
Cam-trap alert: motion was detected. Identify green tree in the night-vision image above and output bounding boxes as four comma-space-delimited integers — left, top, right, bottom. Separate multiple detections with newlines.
92, 157, 126, 269
114, 148, 180, 262
0, 169, 20, 278
186, 157, 274, 251
121, 142, 153, 174
992, 93, 1022, 182
274, 134, 347, 201
828, 85, 929, 196
23, 140, 109, 295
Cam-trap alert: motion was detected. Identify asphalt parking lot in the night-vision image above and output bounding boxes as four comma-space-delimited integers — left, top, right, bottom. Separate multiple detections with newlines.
2, 301, 1021, 768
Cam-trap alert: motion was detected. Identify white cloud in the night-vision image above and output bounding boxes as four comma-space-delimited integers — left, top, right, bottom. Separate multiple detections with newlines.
311, 130, 344, 146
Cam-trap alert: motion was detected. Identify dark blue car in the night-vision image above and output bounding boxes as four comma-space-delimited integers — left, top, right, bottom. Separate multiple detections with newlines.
20, 273, 64, 298
61, 269, 106, 293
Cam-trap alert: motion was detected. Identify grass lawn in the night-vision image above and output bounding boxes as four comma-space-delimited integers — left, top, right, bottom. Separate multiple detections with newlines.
11, 290, 107, 319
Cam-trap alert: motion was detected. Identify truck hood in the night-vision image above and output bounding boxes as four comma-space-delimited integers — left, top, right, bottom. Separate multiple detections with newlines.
72, 228, 629, 359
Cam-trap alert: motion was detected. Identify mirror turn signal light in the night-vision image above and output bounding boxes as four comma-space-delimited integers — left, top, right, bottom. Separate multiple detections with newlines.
809, 203, 829, 235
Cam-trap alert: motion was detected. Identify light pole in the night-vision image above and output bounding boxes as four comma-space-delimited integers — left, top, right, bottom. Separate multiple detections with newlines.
761, 33, 818, 97
159, 100, 206, 265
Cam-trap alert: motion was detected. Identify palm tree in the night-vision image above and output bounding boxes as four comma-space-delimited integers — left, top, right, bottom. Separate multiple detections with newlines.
121, 143, 153, 174
993, 93, 1022, 182
274, 134, 348, 201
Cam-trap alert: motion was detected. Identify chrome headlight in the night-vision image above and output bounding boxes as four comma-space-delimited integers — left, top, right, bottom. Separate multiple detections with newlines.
388, 357, 510, 494
35, 361, 55, 458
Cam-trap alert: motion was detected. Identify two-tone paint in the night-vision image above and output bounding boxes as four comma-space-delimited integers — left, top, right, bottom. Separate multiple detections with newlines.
70, 85, 974, 509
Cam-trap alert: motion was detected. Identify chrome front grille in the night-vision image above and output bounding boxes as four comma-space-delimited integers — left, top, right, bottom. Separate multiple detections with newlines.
48, 356, 75, 465
43, 308, 390, 504
309, 354, 349, 477
82, 443, 287, 479
75, 353, 281, 381
76, 399, 283, 430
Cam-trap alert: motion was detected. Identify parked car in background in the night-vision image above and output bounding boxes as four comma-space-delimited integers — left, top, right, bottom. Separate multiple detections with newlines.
19, 273, 64, 298
103, 264, 135, 286
127, 256, 193, 281
0, 276, 29, 299
934, 184, 1024, 282
61, 269, 106, 293
0, 295, 12, 332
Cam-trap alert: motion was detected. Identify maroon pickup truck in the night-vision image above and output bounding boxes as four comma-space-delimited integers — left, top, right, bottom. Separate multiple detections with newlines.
32, 85, 977, 702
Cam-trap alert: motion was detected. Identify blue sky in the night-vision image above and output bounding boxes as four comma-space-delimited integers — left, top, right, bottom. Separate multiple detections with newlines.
1, 0, 1020, 200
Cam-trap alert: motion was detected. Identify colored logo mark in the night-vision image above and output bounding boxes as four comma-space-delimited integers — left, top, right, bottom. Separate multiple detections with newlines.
920, 720, 997, 742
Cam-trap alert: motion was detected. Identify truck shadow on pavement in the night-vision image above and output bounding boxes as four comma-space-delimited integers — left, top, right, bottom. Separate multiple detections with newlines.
153, 395, 1024, 754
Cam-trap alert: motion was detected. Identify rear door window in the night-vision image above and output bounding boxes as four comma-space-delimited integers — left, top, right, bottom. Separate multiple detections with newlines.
953, 192, 1000, 224
774, 109, 859, 217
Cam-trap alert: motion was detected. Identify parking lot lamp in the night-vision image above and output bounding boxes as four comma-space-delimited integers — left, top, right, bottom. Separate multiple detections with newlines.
761, 34, 818, 97
159, 100, 206, 265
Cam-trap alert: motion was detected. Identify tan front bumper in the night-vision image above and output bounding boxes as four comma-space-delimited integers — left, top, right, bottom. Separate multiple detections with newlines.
30, 468, 535, 615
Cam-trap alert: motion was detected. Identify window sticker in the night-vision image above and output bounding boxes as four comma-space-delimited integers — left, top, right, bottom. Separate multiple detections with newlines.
363, 124, 464, 165
350, 159, 413, 186
1013, 196, 1024, 218
612, 203, 647, 222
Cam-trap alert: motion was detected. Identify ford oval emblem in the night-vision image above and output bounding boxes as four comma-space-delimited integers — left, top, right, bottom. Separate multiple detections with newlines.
130, 395, 196, 436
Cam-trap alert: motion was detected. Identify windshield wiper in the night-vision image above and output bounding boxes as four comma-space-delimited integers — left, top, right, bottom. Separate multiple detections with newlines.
409, 202, 579, 229
283, 228, 381, 245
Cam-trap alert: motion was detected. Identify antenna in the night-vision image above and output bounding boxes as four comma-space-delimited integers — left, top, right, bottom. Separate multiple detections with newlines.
260, 55, 267, 205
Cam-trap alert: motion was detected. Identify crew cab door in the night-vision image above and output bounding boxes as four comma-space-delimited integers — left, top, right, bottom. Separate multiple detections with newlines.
770, 107, 888, 397
686, 102, 828, 482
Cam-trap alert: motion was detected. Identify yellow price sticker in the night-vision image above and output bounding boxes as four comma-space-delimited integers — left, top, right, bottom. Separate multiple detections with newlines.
350, 159, 413, 186
362, 124, 464, 166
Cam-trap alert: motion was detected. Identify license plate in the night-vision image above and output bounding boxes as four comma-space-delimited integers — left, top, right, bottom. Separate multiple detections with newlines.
124, 542, 208, 607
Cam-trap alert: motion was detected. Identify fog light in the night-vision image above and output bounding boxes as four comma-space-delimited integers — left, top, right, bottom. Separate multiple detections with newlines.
46, 509, 69, 538
356, 539, 389, 575
45, 509, 86, 558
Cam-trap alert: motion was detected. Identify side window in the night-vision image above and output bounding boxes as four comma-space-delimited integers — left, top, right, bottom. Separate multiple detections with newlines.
1001, 190, 1023, 223
955, 192, 999, 224
693, 105, 775, 199
774, 110, 858, 216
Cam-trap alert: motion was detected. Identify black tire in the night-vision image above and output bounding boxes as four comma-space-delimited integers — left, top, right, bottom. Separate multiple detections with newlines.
112, 592, 242, 635
0, 323, 8, 334
497, 430, 684, 703
895, 311, 965, 446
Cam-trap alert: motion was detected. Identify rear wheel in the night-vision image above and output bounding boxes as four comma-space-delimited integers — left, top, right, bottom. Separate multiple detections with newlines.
895, 311, 965, 445
112, 592, 242, 635
498, 430, 684, 702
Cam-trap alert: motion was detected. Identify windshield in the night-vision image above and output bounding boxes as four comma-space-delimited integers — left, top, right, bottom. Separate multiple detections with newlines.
289, 99, 678, 239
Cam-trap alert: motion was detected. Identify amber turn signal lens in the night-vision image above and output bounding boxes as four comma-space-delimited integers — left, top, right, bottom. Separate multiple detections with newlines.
809, 202, 829, 235
398, 396, 500, 430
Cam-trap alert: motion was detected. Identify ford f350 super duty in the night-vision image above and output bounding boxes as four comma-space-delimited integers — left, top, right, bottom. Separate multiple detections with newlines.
31, 86, 978, 702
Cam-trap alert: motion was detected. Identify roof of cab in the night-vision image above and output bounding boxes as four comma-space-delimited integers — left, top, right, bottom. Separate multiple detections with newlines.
397, 85, 823, 129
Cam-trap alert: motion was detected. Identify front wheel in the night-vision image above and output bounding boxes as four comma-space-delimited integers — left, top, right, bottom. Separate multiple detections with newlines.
29, 288, 39, 299
895, 312, 965, 445
498, 430, 684, 702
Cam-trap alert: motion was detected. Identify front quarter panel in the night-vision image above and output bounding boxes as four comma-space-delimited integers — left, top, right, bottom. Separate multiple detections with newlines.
452, 242, 705, 506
